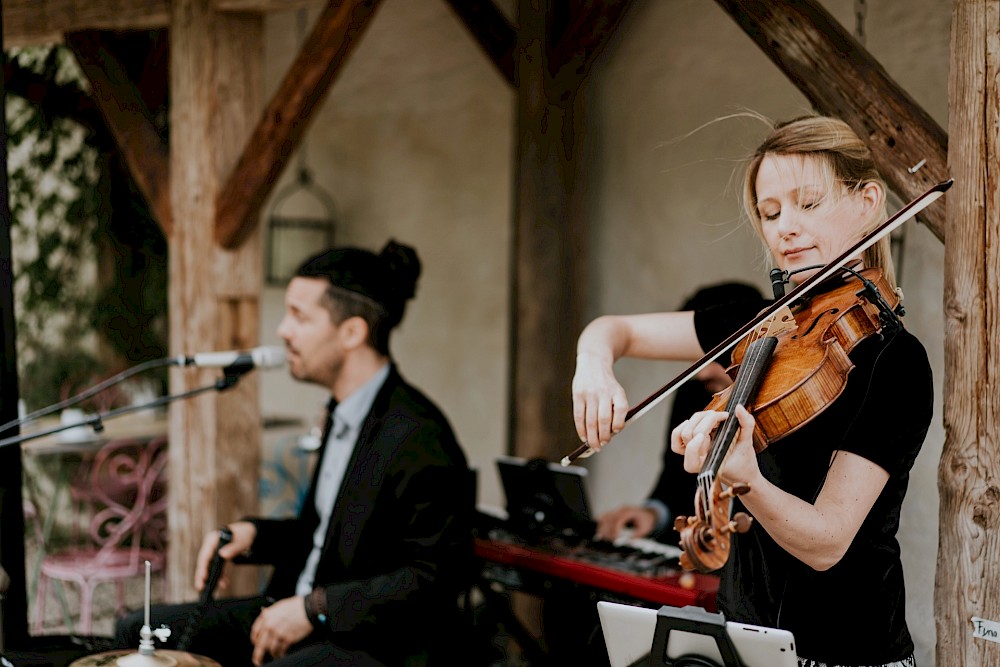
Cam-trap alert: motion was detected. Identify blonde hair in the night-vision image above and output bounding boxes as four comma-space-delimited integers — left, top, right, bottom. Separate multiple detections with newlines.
742, 116, 896, 289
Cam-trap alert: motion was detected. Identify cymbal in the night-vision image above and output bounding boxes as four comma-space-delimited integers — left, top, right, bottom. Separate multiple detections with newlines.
69, 649, 222, 667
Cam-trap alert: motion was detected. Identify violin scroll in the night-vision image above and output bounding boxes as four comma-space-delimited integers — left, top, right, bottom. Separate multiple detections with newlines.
674, 478, 754, 573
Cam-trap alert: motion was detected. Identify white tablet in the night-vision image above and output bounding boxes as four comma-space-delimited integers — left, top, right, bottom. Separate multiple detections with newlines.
598, 601, 797, 667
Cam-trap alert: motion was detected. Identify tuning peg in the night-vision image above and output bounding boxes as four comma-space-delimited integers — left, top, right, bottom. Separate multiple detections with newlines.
720, 512, 753, 535
720, 483, 751, 500
673, 515, 691, 532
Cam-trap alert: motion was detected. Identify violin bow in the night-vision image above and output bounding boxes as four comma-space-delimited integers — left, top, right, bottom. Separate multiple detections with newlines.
561, 178, 953, 466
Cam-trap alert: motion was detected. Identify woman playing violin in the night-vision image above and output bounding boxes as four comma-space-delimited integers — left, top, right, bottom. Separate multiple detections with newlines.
571, 116, 931, 667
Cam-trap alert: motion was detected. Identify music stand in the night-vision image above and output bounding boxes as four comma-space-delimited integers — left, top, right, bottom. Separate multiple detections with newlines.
598, 602, 797, 667
496, 456, 595, 539
649, 606, 743, 667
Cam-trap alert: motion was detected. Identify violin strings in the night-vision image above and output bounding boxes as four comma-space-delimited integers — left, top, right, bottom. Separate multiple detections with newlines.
699, 312, 781, 520
704, 319, 774, 475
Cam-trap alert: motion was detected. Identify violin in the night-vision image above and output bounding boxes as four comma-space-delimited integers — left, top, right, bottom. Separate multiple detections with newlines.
673, 266, 902, 573
560, 178, 952, 468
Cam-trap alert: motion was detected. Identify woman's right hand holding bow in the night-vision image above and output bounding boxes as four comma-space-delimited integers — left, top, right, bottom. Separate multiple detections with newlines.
572, 349, 629, 451
571, 312, 706, 453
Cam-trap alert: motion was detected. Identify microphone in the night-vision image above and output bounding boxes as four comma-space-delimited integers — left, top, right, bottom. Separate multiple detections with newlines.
769, 268, 787, 299
178, 346, 286, 371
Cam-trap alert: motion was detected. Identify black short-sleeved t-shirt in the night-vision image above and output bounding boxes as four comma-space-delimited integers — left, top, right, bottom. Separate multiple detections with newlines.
693, 297, 933, 665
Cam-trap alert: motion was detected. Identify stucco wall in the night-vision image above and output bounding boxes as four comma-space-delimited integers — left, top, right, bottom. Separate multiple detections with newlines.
257, 1, 950, 664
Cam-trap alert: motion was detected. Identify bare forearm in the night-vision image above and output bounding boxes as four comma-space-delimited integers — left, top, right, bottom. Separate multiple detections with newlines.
577, 312, 702, 362
577, 315, 631, 364
739, 477, 852, 570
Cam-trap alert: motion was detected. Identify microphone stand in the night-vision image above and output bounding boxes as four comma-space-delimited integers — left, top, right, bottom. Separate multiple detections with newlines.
0, 357, 178, 439
0, 367, 254, 450
0, 561, 8, 654
0, 367, 254, 661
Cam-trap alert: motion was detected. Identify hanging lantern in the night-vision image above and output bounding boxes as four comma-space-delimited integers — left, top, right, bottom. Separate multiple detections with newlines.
265, 167, 337, 285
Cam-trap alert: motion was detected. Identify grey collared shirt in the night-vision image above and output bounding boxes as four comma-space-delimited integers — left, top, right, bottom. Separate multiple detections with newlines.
294, 363, 391, 596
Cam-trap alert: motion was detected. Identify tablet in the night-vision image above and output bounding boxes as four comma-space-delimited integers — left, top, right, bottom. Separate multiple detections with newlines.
598, 601, 797, 667
496, 455, 594, 536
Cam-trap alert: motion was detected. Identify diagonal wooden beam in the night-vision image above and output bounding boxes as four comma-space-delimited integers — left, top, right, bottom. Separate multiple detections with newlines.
548, 0, 634, 87
442, 0, 517, 86
215, 0, 383, 249
66, 30, 172, 235
714, 0, 948, 243
135, 30, 170, 119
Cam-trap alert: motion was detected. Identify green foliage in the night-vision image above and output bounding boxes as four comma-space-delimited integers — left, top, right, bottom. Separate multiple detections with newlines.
6, 45, 168, 412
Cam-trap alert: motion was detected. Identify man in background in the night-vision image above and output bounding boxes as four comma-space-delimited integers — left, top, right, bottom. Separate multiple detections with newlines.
118, 240, 472, 666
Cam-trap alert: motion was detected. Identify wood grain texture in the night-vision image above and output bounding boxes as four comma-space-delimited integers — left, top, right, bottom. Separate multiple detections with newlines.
2, 0, 169, 46
167, 0, 264, 601
2, 0, 313, 46
939, 2, 1000, 663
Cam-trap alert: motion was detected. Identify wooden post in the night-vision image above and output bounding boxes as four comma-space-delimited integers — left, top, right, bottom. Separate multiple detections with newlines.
937, 0, 1000, 663
168, 0, 263, 600
509, 0, 589, 462
509, 0, 631, 462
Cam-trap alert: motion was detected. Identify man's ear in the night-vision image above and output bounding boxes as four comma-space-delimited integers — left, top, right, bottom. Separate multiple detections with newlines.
338, 316, 370, 350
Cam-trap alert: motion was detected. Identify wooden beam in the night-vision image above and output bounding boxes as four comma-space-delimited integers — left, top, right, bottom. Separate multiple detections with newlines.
548, 0, 634, 88
3, 0, 319, 47
2, 0, 169, 47
714, 0, 948, 243
938, 2, 1000, 663
168, 0, 264, 601
442, 0, 517, 86
214, 0, 322, 10
214, 0, 383, 249
135, 30, 170, 119
65, 31, 172, 236
510, 0, 630, 462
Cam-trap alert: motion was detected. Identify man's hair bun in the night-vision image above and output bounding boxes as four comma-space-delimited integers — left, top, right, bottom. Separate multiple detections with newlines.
380, 239, 421, 303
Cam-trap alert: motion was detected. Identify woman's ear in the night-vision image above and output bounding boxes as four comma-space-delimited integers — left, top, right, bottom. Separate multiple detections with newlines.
859, 180, 884, 214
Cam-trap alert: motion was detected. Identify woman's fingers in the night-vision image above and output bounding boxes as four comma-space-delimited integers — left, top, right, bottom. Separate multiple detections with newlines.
574, 388, 628, 452
671, 410, 728, 454
682, 432, 709, 473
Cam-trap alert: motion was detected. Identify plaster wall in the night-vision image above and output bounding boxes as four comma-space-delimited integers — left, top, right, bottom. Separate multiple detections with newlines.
256, 1, 950, 664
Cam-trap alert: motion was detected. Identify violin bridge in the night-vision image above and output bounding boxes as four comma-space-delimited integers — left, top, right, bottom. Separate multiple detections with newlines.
760, 306, 797, 337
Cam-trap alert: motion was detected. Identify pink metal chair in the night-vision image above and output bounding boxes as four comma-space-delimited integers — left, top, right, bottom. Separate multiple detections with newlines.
33, 436, 168, 635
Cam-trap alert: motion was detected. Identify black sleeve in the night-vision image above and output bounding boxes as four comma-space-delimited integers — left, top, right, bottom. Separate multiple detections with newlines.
692, 297, 771, 357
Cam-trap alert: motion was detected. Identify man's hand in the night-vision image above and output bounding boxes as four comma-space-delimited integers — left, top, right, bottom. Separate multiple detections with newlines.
249, 596, 313, 666
193, 521, 257, 593
595, 505, 657, 541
